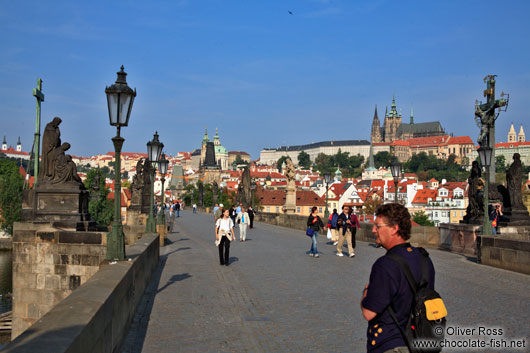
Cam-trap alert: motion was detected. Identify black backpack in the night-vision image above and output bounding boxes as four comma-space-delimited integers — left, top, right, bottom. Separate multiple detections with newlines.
386, 248, 447, 353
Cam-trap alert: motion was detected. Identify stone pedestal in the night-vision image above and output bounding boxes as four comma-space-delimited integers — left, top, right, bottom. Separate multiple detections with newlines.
21, 182, 93, 230
500, 208, 530, 226
439, 223, 481, 255
283, 187, 296, 215
11, 221, 106, 340
156, 224, 167, 246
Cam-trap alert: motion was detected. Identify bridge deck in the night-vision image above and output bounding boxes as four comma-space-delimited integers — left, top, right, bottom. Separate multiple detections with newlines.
121, 210, 530, 353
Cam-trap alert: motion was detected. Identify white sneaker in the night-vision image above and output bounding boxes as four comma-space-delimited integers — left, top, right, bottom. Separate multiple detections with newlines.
336, 252, 344, 257
314, 253, 319, 258
349, 253, 355, 258
309, 253, 314, 257
333, 241, 338, 246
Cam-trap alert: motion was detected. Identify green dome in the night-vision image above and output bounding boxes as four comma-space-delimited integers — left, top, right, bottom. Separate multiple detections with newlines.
215, 145, 227, 154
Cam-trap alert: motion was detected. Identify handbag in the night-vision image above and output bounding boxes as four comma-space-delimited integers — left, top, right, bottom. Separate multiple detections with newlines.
306, 227, 314, 237
327, 228, 332, 240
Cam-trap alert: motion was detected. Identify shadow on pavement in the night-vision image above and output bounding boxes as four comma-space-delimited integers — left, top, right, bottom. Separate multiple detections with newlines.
157, 273, 192, 294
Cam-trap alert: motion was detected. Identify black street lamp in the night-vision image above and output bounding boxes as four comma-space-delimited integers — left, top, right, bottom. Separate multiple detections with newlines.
157, 153, 169, 226
105, 66, 136, 261
324, 173, 332, 219
146, 132, 163, 233
390, 161, 402, 204
478, 146, 493, 236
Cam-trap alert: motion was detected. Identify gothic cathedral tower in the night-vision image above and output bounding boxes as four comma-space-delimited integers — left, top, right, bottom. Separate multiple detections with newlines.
383, 95, 402, 142
370, 105, 382, 143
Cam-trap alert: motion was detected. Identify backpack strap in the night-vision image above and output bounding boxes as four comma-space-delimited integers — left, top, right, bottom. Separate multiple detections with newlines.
387, 306, 414, 353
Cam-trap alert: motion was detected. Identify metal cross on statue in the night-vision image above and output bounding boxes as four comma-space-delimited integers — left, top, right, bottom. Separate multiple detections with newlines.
32, 78, 44, 185
474, 75, 509, 183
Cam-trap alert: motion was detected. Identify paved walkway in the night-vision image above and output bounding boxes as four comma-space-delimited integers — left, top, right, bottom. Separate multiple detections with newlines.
121, 210, 530, 353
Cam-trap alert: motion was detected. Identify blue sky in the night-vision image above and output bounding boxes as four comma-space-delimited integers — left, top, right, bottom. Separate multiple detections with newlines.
1, 0, 530, 160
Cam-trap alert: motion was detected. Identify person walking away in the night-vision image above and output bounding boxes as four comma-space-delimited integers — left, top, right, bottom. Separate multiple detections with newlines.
213, 203, 219, 216
214, 203, 223, 222
248, 206, 255, 229
361, 204, 437, 353
235, 206, 250, 241
307, 206, 324, 258
328, 208, 340, 245
193, 203, 197, 214
230, 206, 237, 226
236, 202, 242, 215
215, 208, 235, 266
175, 201, 181, 217
336, 205, 359, 257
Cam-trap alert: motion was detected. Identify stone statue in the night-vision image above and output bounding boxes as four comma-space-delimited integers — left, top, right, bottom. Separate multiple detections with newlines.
49, 143, 82, 184
39, 117, 62, 180
130, 159, 144, 207
238, 166, 252, 207
284, 157, 296, 186
198, 182, 204, 207
212, 181, 219, 206
506, 153, 524, 209
464, 161, 482, 221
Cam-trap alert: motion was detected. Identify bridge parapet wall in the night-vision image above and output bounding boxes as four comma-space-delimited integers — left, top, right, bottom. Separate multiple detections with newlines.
4, 233, 159, 353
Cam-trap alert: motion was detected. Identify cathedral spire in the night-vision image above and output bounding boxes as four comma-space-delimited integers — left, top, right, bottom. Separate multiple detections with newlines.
374, 104, 379, 120
410, 105, 414, 125
202, 127, 209, 144
518, 124, 526, 142
508, 122, 516, 142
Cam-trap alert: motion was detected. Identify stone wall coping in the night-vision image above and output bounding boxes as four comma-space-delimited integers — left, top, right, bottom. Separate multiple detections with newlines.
4, 233, 159, 353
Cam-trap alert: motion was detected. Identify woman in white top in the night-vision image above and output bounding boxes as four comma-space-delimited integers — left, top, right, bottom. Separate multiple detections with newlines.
235, 206, 250, 242
215, 208, 235, 266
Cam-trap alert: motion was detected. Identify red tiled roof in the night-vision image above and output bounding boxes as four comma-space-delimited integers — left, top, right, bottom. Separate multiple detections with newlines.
412, 189, 437, 204
495, 141, 530, 148
296, 190, 325, 206
0, 147, 30, 156
407, 135, 450, 147
391, 140, 410, 146
447, 136, 474, 145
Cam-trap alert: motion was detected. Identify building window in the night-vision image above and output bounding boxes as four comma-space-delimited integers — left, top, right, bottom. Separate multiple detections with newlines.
276, 206, 280, 212
453, 211, 457, 217
297, 207, 301, 213
308, 207, 312, 214
434, 212, 438, 217
266, 206, 270, 212
319, 207, 323, 213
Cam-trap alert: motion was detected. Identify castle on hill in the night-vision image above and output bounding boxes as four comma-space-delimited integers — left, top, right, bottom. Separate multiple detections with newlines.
371, 96, 446, 143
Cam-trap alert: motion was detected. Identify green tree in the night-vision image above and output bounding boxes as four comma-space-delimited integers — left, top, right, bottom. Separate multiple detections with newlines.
374, 151, 393, 169
412, 210, 435, 226
276, 156, 289, 171
234, 154, 249, 166
0, 159, 23, 235
84, 168, 113, 226
362, 197, 382, 215
495, 155, 506, 173
297, 151, 311, 169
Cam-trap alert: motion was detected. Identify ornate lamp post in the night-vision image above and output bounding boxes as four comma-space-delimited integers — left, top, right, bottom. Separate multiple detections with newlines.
105, 66, 136, 261
390, 161, 402, 204
146, 132, 163, 233
478, 146, 493, 236
157, 153, 169, 226
324, 173, 332, 219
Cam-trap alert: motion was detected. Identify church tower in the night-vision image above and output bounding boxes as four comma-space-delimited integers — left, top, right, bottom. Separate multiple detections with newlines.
16, 137, 21, 152
371, 105, 382, 143
383, 95, 402, 142
200, 127, 210, 165
518, 125, 526, 142
2, 136, 6, 150
508, 123, 517, 142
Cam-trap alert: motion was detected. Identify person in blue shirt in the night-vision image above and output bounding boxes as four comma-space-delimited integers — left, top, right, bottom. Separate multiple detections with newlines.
361, 203, 436, 353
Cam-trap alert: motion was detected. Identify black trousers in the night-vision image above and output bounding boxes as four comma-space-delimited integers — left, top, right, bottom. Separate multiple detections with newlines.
249, 216, 254, 228
351, 227, 357, 248
218, 236, 230, 265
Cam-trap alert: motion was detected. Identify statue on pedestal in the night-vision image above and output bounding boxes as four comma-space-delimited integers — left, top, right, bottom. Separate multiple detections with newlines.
507, 153, 524, 209
283, 157, 297, 214
238, 166, 252, 207
463, 161, 482, 221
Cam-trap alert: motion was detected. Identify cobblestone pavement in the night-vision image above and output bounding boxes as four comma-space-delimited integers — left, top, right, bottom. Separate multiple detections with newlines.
121, 210, 530, 353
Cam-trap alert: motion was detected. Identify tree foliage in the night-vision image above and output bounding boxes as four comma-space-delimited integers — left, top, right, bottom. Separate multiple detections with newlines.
234, 154, 249, 166
297, 151, 311, 170
412, 210, 435, 226
374, 151, 393, 169
84, 168, 113, 226
362, 196, 382, 215
403, 152, 468, 182
314, 149, 365, 178
276, 156, 289, 171
0, 159, 23, 235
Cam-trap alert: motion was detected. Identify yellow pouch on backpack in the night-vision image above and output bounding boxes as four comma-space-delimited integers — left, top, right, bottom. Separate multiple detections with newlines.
425, 298, 447, 321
